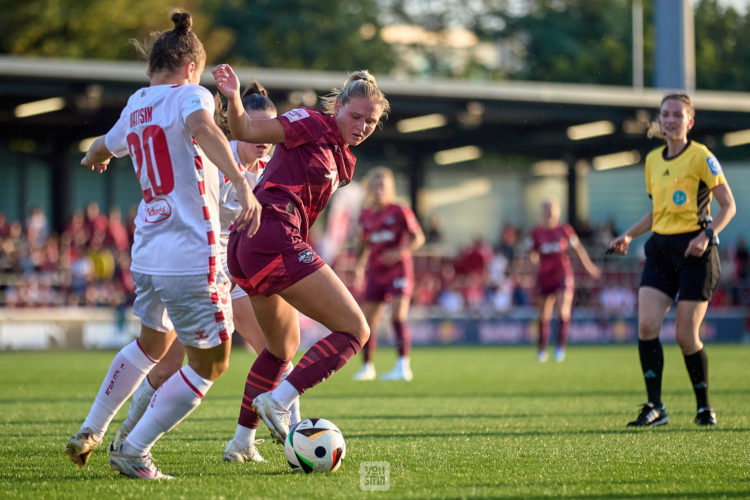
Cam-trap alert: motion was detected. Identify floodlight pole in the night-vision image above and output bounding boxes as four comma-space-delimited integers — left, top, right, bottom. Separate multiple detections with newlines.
633, 0, 644, 90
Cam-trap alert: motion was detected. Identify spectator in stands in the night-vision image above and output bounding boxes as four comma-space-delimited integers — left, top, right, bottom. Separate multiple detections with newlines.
84, 201, 108, 238
0, 212, 11, 238
105, 207, 130, 253
26, 207, 49, 248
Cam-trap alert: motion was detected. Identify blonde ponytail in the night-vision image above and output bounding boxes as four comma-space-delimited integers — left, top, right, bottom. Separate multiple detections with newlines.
320, 70, 390, 121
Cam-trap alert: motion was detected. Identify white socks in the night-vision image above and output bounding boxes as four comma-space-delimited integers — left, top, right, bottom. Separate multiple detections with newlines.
280, 362, 301, 425
81, 340, 157, 438
272, 380, 300, 411
232, 425, 257, 449
396, 356, 410, 371
121, 376, 157, 431
124, 365, 212, 456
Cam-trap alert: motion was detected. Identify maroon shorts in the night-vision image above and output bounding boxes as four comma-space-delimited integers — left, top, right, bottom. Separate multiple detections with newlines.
228, 215, 325, 297
363, 275, 413, 303
537, 273, 574, 297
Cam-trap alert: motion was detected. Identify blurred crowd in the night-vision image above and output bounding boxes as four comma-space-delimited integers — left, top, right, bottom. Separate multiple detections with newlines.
0, 203, 135, 308
338, 219, 750, 318
2, 207, 749, 317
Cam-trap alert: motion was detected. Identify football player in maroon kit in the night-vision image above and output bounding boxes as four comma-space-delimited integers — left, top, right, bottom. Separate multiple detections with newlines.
352, 167, 425, 381
529, 199, 600, 362
213, 64, 389, 442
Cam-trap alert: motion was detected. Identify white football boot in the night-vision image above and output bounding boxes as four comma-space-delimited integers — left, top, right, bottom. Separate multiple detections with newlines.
352, 362, 376, 381
65, 428, 102, 468
252, 392, 291, 443
223, 439, 265, 463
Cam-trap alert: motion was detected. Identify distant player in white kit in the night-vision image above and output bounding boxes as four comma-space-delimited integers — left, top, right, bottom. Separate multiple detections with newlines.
65, 12, 261, 479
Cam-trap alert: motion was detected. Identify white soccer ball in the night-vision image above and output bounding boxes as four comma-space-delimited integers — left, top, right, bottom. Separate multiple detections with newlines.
284, 418, 346, 473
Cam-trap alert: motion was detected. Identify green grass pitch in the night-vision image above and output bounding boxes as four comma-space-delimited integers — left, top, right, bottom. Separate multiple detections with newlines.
1, 345, 749, 499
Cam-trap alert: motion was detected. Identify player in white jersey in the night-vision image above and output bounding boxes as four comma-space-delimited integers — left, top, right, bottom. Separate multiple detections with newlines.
65, 12, 261, 480
107, 82, 299, 464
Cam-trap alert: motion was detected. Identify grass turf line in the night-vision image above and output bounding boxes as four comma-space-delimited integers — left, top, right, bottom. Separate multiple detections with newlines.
1, 345, 748, 499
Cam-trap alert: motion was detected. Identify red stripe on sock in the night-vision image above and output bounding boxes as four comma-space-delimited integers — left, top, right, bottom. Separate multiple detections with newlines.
241, 401, 256, 412
135, 339, 158, 364
319, 337, 336, 354
179, 369, 204, 398
245, 377, 270, 392
312, 343, 329, 358
250, 370, 280, 386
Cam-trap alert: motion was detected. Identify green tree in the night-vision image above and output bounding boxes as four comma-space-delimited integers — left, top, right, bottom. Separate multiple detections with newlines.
211, 0, 395, 73
494, 0, 634, 85
694, 0, 748, 90
0, 0, 232, 61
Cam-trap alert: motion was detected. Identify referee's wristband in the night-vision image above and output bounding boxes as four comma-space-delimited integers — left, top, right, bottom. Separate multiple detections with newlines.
705, 228, 719, 245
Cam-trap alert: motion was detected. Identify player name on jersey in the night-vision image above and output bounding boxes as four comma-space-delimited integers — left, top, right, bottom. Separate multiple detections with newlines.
130, 106, 153, 128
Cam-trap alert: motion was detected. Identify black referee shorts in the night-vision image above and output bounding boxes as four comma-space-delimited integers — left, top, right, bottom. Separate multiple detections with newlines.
640, 231, 721, 302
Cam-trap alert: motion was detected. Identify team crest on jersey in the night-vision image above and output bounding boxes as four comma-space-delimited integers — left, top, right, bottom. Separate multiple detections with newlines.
707, 156, 722, 175
144, 198, 172, 223
672, 190, 688, 206
385, 215, 396, 225
298, 249, 315, 264
283, 108, 310, 123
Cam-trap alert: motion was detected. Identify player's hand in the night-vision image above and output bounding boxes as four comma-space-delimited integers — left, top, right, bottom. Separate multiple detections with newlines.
233, 180, 262, 237
684, 233, 709, 258
381, 248, 404, 266
608, 234, 631, 255
81, 154, 110, 174
212, 64, 240, 100
589, 265, 602, 280
353, 267, 365, 290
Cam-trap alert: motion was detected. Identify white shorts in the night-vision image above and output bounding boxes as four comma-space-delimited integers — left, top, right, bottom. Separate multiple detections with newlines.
132, 271, 234, 349
223, 259, 247, 301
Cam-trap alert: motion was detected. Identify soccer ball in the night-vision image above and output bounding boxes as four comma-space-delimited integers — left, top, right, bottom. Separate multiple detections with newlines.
284, 418, 346, 473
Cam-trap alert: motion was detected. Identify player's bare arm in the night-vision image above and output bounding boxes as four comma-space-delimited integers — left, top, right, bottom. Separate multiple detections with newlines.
212, 64, 286, 145
81, 136, 113, 174
610, 210, 653, 255
685, 183, 736, 258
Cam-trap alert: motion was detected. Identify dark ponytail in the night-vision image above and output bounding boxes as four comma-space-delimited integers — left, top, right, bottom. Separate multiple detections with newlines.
131, 11, 206, 76
214, 80, 276, 138
241, 80, 276, 114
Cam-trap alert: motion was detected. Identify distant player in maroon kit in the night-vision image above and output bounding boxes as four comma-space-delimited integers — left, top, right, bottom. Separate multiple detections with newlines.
529, 199, 600, 362
353, 167, 425, 381
213, 64, 389, 442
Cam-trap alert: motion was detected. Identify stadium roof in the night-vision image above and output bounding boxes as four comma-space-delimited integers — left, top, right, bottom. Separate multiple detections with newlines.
4, 54, 750, 229
5, 54, 750, 165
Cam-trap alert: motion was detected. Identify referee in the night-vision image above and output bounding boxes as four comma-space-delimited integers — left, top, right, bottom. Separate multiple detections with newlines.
609, 92, 736, 427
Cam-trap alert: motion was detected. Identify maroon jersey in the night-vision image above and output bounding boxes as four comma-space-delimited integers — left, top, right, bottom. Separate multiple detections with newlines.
253, 108, 355, 242
360, 203, 420, 285
530, 224, 575, 293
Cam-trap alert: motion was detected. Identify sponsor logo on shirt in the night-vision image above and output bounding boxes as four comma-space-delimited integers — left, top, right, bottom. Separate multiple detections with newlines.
539, 241, 562, 254
707, 156, 722, 175
298, 249, 315, 264
283, 108, 310, 123
672, 190, 687, 206
144, 198, 172, 223
370, 230, 395, 243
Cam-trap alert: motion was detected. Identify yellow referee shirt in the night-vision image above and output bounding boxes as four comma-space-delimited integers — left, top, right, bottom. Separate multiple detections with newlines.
645, 141, 727, 235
